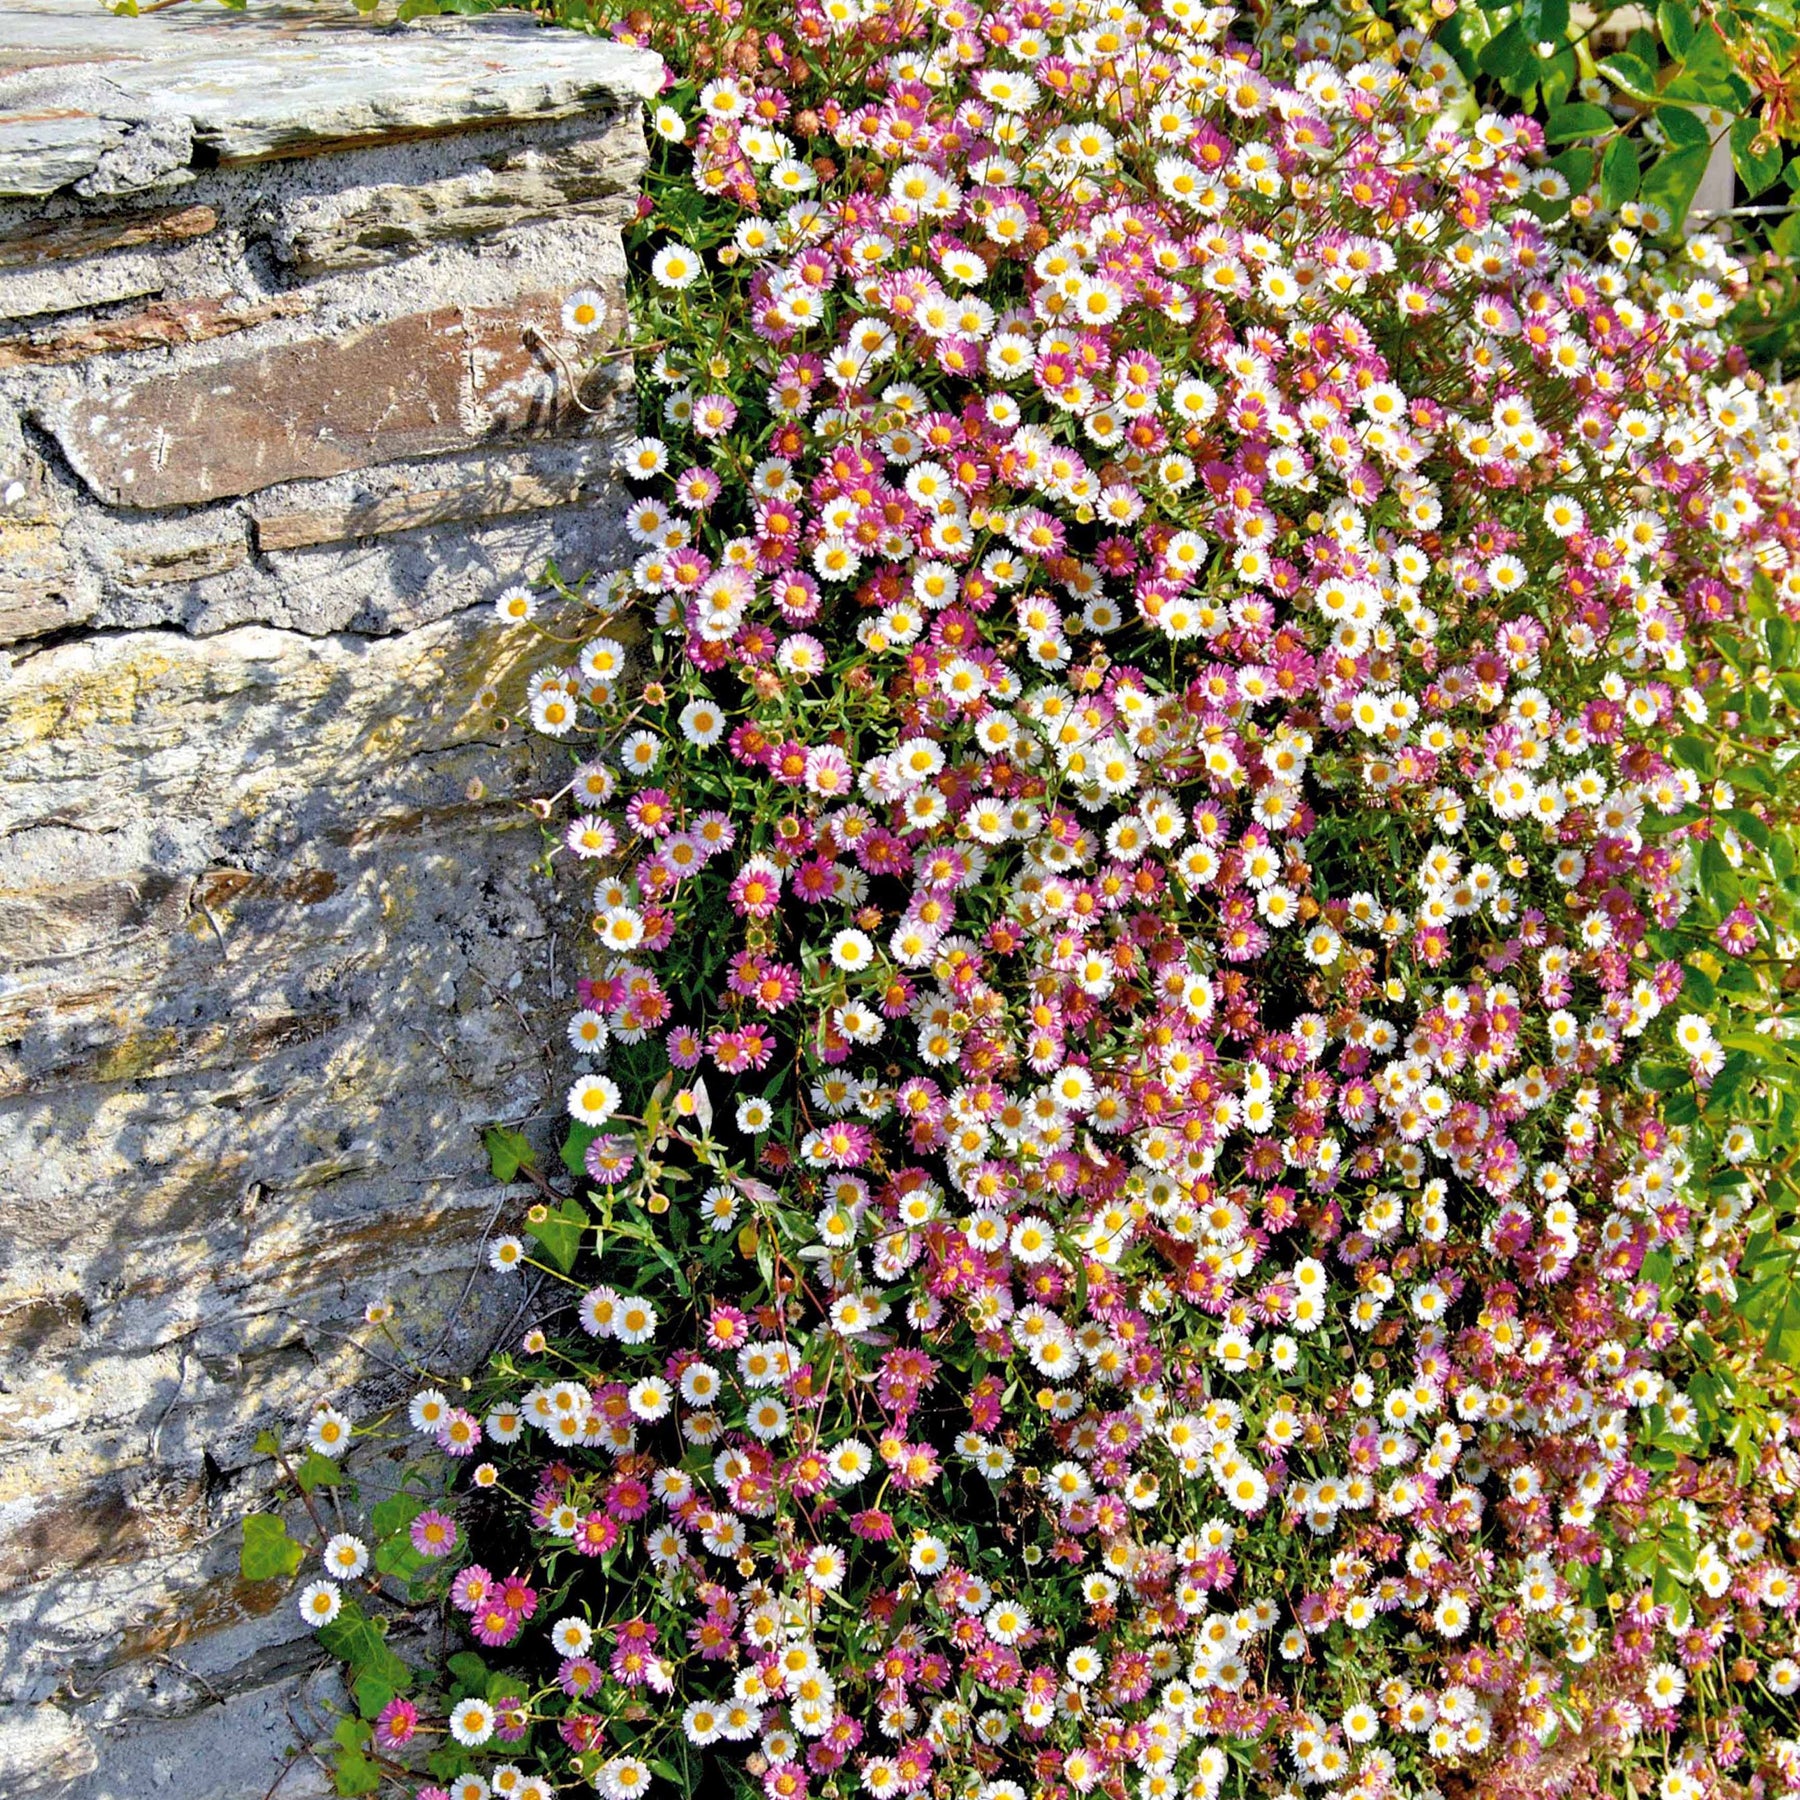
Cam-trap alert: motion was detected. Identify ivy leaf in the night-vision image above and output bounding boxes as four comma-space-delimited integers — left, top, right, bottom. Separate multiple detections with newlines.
354, 1671, 396, 1722
294, 1450, 343, 1494
527, 1197, 590, 1274
447, 1651, 491, 1696
374, 1533, 429, 1586
562, 1121, 600, 1180
370, 1492, 425, 1538
240, 1515, 304, 1581
332, 1746, 382, 1797
483, 1125, 536, 1184
319, 1601, 413, 1694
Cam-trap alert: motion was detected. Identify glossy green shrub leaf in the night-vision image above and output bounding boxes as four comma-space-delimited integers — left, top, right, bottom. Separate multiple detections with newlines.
1641, 144, 1711, 230
1602, 133, 1641, 207
1656, 104, 1711, 152
1546, 102, 1616, 140
1520, 0, 1568, 42
1733, 118, 1786, 195
1599, 52, 1660, 101
1657, 0, 1695, 55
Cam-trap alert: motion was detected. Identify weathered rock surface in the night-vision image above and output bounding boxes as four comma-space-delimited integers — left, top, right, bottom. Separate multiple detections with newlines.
0, 2, 653, 1790
0, 614, 573, 1795
0, 0, 654, 645
0, 0, 661, 193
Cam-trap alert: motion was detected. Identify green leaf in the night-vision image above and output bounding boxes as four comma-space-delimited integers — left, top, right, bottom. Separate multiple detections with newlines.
333, 1746, 382, 1798
1520, 0, 1569, 42
1707, 1050, 1754, 1110
1640, 144, 1711, 232
240, 1514, 304, 1581
484, 1125, 537, 1183
1602, 133, 1640, 209
1551, 145, 1598, 196
354, 1671, 396, 1721
1478, 21, 1535, 86
1658, 0, 1694, 55
562, 1121, 601, 1180
447, 1651, 491, 1695
527, 1196, 589, 1274
1656, 105, 1710, 153
1733, 118, 1785, 196
1681, 964, 1716, 1008
319, 1602, 413, 1693
1699, 838, 1738, 903
1599, 52, 1660, 101
254, 1428, 281, 1457
1546, 102, 1616, 140
294, 1450, 344, 1494
1670, 734, 1715, 776
374, 1534, 429, 1586
370, 1491, 425, 1538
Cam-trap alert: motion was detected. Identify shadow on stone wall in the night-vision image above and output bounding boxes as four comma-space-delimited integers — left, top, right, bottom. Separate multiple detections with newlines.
0, 601, 579, 1796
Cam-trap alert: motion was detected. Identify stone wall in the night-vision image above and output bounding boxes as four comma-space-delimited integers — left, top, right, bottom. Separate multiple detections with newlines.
0, 6, 658, 1793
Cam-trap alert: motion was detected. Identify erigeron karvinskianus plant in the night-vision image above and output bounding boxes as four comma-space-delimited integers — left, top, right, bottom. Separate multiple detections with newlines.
245, 4, 1800, 1800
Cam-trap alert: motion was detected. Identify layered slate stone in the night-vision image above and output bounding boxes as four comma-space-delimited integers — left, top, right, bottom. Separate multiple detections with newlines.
0, 0, 655, 643
54, 290, 616, 507
0, 0, 662, 193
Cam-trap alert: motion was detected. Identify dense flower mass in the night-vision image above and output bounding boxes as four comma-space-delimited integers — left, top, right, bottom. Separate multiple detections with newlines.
269, 3, 1800, 1800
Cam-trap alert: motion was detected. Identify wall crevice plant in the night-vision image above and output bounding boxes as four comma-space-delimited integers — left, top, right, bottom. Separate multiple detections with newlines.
243, 3, 1800, 1799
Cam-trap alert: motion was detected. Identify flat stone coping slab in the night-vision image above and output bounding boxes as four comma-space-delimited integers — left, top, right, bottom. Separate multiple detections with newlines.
0, 0, 662, 198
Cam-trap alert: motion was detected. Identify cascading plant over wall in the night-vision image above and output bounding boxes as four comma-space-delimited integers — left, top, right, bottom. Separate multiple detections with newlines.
243, 3, 1800, 1799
